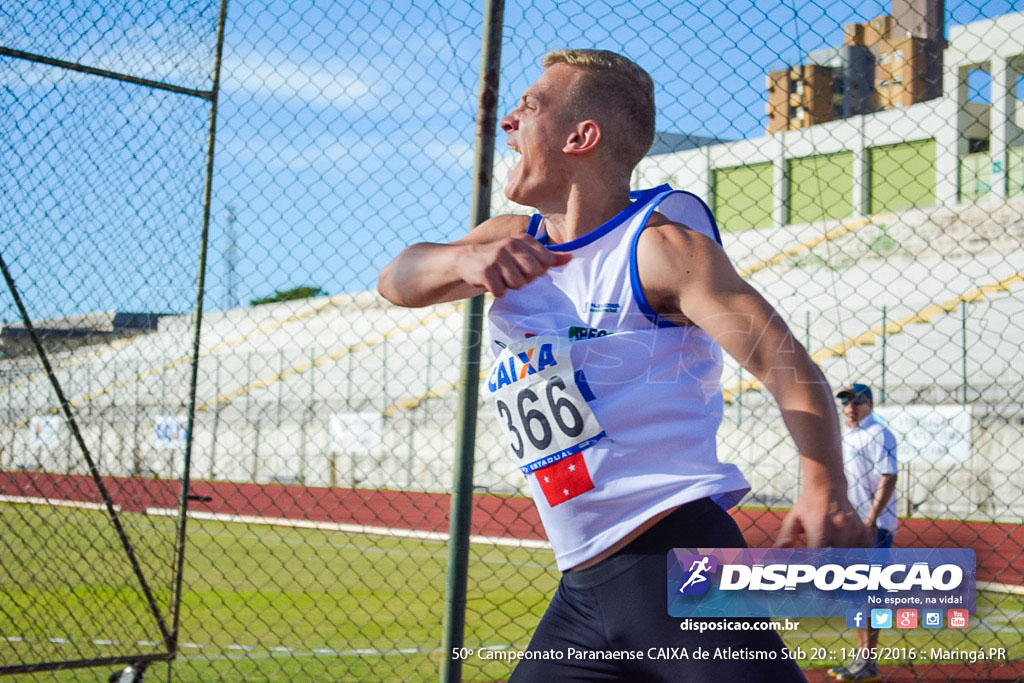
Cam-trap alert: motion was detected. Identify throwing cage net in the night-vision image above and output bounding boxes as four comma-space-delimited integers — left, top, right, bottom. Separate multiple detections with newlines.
1, 0, 1021, 680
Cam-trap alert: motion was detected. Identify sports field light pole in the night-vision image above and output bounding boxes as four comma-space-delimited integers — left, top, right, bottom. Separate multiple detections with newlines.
441, 1, 503, 681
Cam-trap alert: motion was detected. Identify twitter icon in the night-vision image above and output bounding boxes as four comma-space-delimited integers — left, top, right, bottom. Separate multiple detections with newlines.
871, 609, 893, 629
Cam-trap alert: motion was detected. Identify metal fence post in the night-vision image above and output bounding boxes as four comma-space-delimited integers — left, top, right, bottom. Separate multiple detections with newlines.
881, 305, 887, 405
737, 367, 743, 429
168, 2, 231, 668
209, 357, 221, 480
440, 1, 504, 680
961, 299, 968, 404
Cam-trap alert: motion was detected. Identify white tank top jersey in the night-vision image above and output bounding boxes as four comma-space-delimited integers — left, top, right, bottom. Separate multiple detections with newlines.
485, 185, 751, 570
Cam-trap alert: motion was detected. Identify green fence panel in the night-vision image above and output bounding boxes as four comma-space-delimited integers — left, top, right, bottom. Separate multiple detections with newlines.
713, 163, 774, 232
789, 151, 855, 224
869, 139, 937, 213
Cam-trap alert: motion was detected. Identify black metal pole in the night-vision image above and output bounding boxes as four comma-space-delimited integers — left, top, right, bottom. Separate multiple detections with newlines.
0, 254, 172, 650
0, 46, 213, 100
168, 0, 232, 661
440, 1, 504, 681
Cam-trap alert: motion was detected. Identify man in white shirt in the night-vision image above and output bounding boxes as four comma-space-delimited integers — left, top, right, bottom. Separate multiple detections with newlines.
829, 383, 898, 682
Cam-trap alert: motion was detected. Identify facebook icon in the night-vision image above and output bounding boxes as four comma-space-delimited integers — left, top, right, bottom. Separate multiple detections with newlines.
845, 609, 867, 629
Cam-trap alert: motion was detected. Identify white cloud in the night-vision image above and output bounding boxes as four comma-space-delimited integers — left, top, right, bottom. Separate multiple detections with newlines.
422, 139, 475, 171
222, 53, 376, 109
221, 130, 479, 177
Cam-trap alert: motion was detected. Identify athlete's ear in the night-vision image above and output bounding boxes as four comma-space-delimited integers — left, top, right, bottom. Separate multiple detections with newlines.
563, 120, 601, 156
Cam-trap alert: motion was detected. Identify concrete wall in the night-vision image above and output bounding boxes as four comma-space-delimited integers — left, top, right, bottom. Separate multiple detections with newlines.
5, 393, 1022, 524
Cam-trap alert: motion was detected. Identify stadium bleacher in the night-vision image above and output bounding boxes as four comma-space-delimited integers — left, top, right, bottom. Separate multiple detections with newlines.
3, 198, 1022, 522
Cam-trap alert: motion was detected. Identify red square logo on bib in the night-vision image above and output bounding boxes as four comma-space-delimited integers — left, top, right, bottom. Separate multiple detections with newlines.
535, 452, 594, 507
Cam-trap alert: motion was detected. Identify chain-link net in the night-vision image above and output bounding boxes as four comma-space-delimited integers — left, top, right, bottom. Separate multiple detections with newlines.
2, 0, 1022, 681
0, 0, 224, 678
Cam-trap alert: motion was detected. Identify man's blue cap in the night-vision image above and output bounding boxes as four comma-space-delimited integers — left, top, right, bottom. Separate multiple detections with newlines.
837, 383, 872, 403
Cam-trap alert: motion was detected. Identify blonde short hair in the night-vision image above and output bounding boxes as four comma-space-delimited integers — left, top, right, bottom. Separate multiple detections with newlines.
541, 49, 655, 171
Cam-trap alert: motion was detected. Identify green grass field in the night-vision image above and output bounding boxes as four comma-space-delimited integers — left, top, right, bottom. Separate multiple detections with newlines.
1, 501, 1021, 681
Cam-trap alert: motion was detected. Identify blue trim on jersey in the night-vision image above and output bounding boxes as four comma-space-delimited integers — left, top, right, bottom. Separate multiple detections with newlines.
629, 191, 679, 328
676, 190, 724, 246
574, 370, 596, 402
519, 432, 607, 475
526, 213, 542, 237
536, 185, 669, 251
627, 189, 726, 327
630, 187, 664, 200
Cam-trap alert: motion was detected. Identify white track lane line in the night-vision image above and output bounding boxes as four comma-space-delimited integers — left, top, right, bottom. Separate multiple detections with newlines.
145, 507, 551, 550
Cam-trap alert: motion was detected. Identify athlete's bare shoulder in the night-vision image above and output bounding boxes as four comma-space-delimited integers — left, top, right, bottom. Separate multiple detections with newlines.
454, 213, 532, 246
636, 211, 725, 275
635, 210, 744, 323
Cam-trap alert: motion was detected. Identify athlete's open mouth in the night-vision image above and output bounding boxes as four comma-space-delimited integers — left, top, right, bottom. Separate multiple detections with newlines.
507, 141, 520, 154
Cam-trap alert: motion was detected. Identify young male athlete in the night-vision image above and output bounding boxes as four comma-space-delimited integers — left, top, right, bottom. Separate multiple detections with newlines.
378, 49, 866, 681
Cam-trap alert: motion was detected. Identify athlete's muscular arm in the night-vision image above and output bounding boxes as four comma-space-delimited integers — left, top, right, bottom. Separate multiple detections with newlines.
637, 217, 868, 549
377, 214, 570, 307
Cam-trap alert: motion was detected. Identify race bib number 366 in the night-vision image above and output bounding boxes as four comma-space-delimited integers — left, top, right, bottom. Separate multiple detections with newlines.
484, 336, 605, 477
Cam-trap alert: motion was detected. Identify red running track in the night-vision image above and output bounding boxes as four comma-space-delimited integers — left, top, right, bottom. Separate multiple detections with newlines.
5, 472, 1022, 682
2, 471, 1022, 586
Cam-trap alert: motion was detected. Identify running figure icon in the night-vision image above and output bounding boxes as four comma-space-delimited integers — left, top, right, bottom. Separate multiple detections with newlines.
678, 556, 712, 594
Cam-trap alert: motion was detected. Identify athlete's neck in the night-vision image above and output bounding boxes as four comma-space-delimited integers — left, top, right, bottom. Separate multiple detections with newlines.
537, 181, 632, 246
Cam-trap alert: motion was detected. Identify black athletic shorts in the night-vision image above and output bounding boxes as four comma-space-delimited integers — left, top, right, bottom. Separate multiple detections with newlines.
508, 497, 807, 682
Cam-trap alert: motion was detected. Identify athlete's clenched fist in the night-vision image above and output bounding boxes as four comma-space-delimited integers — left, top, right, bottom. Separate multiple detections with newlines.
376, 215, 570, 308
457, 234, 571, 297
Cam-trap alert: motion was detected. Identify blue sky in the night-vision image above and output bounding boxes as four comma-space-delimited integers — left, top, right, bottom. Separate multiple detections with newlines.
2, 0, 1020, 321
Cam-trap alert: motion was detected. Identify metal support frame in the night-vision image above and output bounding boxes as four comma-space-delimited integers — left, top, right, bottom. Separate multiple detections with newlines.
440, 1, 504, 681
0, 0, 230, 675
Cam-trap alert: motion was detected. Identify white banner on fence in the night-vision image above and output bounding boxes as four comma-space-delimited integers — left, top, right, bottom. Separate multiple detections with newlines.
874, 405, 972, 464
330, 412, 383, 454
28, 415, 60, 447
154, 415, 188, 449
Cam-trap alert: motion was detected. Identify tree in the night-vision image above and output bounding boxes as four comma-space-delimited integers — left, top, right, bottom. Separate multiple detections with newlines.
249, 285, 327, 307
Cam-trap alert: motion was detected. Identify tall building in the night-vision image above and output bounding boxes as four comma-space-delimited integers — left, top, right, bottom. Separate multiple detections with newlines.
635, 10, 1024, 233
767, 0, 944, 133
